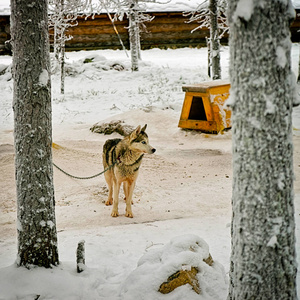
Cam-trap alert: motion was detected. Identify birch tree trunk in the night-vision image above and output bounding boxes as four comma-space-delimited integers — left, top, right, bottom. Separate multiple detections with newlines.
298, 43, 300, 82
129, 0, 139, 71
60, 31, 66, 94
136, 24, 141, 60
227, 1, 297, 299
11, 0, 59, 268
209, 0, 221, 80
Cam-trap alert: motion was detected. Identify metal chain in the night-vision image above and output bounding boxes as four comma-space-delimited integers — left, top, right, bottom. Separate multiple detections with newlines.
52, 160, 118, 180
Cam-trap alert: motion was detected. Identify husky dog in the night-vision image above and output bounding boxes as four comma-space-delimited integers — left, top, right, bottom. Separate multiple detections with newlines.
102, 124, 156, 218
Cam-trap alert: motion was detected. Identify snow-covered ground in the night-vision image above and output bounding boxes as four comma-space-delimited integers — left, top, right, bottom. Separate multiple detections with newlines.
0, 45, 300, 299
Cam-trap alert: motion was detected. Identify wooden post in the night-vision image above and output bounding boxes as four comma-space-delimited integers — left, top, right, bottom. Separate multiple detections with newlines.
76, 240, 86, 273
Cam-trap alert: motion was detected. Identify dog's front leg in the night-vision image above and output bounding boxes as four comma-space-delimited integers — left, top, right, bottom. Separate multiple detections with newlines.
111, 180, 121, 217
125, 181, 135, 218
123, 181, 134, 204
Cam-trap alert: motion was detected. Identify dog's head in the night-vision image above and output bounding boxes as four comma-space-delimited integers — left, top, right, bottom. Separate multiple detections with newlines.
129, 124, 156, 154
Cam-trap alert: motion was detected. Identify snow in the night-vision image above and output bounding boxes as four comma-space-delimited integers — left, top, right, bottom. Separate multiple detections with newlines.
120, 234, 227, 300
266, 235, 278, 248
233, 0, 254, 22
1, 0, 300, 15
39, 69, 49, 86
276, 46, 287, 68
0, 44, 300, 299
295, 0, 300, 8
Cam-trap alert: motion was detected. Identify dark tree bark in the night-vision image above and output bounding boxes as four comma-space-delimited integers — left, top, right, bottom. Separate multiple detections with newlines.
11, 0, 59, 268
76, 240, 86, 273
227, 1, 297, 299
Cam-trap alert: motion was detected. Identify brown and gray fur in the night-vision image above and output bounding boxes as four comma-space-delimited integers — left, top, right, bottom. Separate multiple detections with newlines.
102, 124, 156, 218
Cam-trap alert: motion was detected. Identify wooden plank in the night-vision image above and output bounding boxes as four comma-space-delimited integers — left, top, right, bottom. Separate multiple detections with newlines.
75, 18, 128, 27
202, 96, 213, 121
142, 23, 205, 33
66, 34, 128, 43
178, 119, 218, 133
180, 93, 194, 120
67, 25, 128, 35
183, 81, 230, 93
141, 31, 209, 41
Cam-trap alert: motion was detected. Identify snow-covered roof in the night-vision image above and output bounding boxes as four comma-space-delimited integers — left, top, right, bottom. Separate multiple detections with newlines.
0, 0, 198, 15
1, 0, 300, 16
142, 0, 199, 12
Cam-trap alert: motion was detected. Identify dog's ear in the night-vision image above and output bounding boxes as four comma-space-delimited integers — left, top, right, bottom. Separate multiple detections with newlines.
141, 124, 147, 132
130, 125, 141, 139
135, 125, 141, 135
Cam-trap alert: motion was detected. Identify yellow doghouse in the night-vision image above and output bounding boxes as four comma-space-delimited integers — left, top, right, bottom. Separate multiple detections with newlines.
178, 80, 231, 133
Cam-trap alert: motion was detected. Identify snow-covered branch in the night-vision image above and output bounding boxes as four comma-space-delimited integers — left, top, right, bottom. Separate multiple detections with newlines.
48, 0, 97, 93
184, 0, 228, 39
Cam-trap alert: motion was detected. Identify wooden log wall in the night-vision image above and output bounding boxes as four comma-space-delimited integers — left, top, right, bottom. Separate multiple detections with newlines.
0, 15, 10, 54
58, 14, 130, 51
0, 10, 299, 54
51, 12, 214, 51
140, 12, 212, 49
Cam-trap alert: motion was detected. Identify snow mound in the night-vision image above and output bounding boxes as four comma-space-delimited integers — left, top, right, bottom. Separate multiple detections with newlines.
72, 54, 129, 75
120, 234, 228, 300
0, 262, 100, 300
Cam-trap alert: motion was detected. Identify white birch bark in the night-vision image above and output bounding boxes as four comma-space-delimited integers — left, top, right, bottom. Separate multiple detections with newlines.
209, 0, 221, 80
60, 30, 66, 94
11, 0, 59, 268
227, 0, 297, 298
297, 43, 300, 82
129, 0, 139, 71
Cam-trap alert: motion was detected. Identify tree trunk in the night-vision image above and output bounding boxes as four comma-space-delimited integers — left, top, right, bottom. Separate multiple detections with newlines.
206, 36, 211, 78
136, 23, 141, 60
227, 1, 297, 299
297, 43, 300, 83
60, 32, 66, 94
11, 0, 59, 268
76, 240, 86, 273
129, 0, 139, 71
209, 0, 221, 80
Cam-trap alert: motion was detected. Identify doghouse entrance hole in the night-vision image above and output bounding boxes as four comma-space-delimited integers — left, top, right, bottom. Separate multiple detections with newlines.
188, 97, 207, 121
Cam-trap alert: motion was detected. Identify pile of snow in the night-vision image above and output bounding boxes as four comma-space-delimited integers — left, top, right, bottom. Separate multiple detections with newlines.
121, 234, 227, 300
55, 54, 130, 77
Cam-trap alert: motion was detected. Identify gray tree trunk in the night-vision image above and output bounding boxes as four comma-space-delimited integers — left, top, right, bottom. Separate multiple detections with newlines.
227, 1, 297, 299
136, 24, 141, 61
76, 240, 86, 273
297, 43, 300, 82
129, 0, 139, 71
60, 35, 66, 94
209, 0, 221, 80
59, 0, 66, 95
11, 0, 59, 268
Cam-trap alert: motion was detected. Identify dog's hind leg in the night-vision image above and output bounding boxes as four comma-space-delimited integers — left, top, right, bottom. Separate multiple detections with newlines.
125, 181, 135, 218
111, 180, 121, 217
104, 171, 113, 206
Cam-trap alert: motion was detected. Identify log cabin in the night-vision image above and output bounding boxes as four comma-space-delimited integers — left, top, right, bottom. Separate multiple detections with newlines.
0, 4, 299, 54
